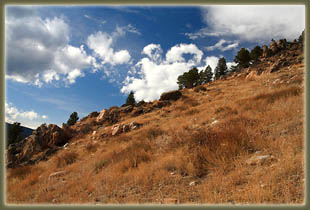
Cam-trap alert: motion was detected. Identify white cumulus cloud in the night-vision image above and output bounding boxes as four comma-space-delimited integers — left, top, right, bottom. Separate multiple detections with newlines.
121, 43, 203, 102
186, 5, 305, 43
5, 6, 98, 86
5, 102, 48, 129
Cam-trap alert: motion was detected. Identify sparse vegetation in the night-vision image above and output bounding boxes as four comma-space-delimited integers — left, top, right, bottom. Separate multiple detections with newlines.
67, 112, 79, 126
6, 36, 304, 204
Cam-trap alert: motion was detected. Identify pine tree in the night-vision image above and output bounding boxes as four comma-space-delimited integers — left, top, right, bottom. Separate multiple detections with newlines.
250, 46, 263, 63
199, 65, 213, 84
126, 91, 136, 106
177, 67, 200, 89
67, 112, 79, 126
234, 48, 251, 68
7, 122, 23, 146
214, 57, 227, 80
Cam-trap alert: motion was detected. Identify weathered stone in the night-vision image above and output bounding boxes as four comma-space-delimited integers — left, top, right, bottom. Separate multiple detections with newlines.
96, 109, 109, 122
269, 39, 278, 54
277, 39, 287, 50
262, 45, 271, 58
153, 100, 171, 108
88, 111, 99, 118
159, 90, 182, 101
129, 121, 142, 130
122, 124, 130, 133
268, 60, 281, 73
119, 105, 133, 113
112, 124, 123, 136
136, 100, 146, 107
132, 107, 144, 116
48, 171, 67, 180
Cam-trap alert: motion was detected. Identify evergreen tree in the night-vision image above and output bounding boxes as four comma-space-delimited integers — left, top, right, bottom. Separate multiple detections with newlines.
177, 67, 201, 89
234, 48, 251, 68
199, 65, 213, 84
67, 112, 79, 126
298, 30, 304, 44
126, 91, 136, 106
214, 57, 228, 80
250, 46, 263, 63
7, 122, 23, 146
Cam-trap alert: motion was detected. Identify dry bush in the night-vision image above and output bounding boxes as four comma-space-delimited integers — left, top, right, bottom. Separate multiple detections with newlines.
57, 151, 78, 168
144, 127, 165, 140
85, 142, 98, 153
185, 108, 200, 116
94, 159, 109, 173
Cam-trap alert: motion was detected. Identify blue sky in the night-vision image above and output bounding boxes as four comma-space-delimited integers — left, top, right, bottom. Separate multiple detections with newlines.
5, 5, 305, 128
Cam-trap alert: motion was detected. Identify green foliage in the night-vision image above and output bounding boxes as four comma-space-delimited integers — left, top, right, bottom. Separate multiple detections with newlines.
177, 67, 200, 89
177, 66, 213, 90
67, 112, 79, 126
250, 46, 263, 63
214, 57, 228, 80
126, 91, 136, 106
234, 48, 251, 69
7, 122, 23, 146
199, 65, 213, 84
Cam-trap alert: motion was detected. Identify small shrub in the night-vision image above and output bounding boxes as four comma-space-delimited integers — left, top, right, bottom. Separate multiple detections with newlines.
85, 143, 97, 153
94, 160, 109, 173
145, 127, 165, 140
57, 151, 78, 168
185, 108, 200, 115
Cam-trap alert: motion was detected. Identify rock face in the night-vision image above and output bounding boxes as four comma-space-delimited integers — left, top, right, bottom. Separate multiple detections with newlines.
159, 90, 182, 101
245, 71, 257, 80
262, 45, 271, 58
277, 39, 287, 50
269, 39, 278, 54
6, 124, 71, 168
96, 109, 120, 124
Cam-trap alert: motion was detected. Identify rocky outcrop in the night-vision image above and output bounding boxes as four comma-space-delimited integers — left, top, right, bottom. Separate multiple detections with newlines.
111, 122, 143, 136
269, 39, 278, 54
159, 90, 182, 101
6, 124, 72, 168
96, 108, 120, 124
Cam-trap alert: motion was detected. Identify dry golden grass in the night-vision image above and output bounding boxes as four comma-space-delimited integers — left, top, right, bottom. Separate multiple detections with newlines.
6, 63, 305, 205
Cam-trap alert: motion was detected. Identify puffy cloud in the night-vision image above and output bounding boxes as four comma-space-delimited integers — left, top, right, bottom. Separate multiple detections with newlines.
5, 102, 47, 129
204, 56, 219, 72
121, 43, 203, 101
87, 30, 131, 66
166, 44, 203, 64
186, 5, 305, 42
205, 39, 239, 51
5, 6, 97, 86
142, 44, 163, 63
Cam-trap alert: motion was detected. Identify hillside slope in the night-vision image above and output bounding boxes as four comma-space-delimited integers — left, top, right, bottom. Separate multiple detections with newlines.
6, 40, 305, 204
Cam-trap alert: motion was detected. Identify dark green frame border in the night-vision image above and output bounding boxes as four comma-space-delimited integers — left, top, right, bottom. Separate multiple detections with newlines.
0, 0, 309, 209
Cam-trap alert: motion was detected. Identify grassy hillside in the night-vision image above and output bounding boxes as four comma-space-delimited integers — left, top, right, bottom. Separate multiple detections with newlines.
6, 58, 304, 204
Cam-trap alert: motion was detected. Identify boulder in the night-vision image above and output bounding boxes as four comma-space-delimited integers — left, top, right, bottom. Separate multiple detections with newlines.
159, 90, 182, 101
129, 122, 142, 130
112, 124, 123, 136
262, 45, 271, 58
119, 105, 133, 113
122, 124, 130, 133
96, 109, 109, 122
132, 107, 144, 116
246, 154, 275, 165
136, 100, 146, 107
269, 39, 278, 54
88, 111, 99, 118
